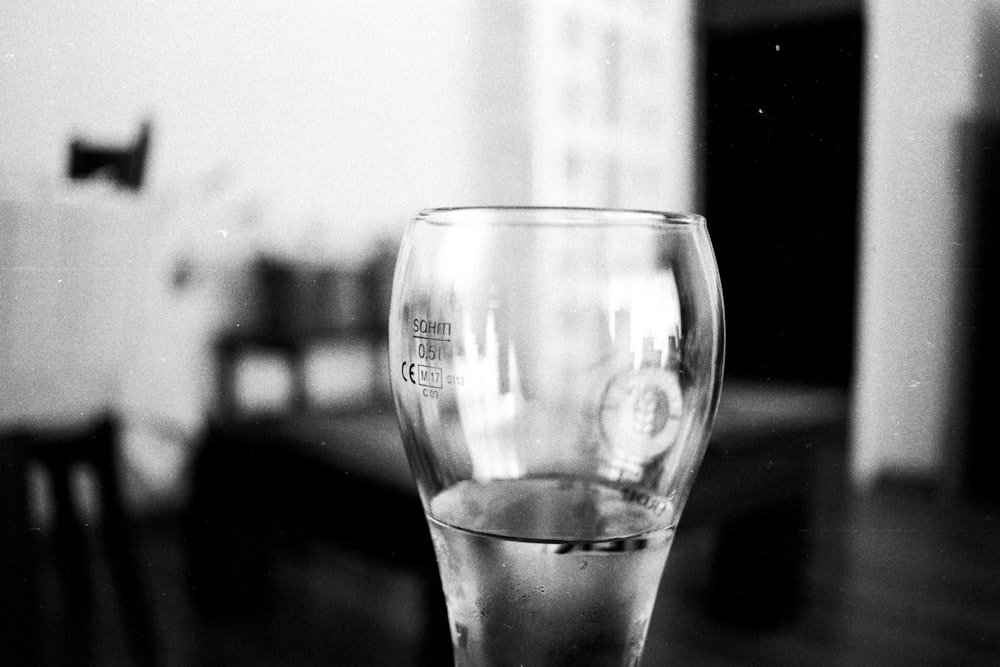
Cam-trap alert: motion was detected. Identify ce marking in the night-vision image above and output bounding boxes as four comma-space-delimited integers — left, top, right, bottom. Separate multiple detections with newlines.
401, 361, 416, 384
401, 361, 443, 398
401, 362, 444, 390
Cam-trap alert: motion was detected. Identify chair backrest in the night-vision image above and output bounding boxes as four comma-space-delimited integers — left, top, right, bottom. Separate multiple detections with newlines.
6, 413, 117, 468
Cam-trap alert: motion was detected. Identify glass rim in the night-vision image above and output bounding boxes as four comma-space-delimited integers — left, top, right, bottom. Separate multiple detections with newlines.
414, 206, 706, 228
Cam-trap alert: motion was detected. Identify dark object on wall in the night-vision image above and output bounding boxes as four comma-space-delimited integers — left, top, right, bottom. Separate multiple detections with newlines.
67, 120, 151, 190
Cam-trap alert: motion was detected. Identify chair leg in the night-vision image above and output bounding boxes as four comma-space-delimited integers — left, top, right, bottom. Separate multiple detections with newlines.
94, 442, 161, 666
49, 461, 96, 663
0, 442, 39, 666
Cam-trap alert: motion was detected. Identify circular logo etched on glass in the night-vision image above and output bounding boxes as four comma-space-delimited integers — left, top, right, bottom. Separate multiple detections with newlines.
599, 367, 683, 467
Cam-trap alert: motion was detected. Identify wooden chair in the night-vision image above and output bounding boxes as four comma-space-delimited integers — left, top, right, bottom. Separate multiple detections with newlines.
0, 414, 158, 665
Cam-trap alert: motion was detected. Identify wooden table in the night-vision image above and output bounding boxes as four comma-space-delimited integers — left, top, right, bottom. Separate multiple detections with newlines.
187, 381, 847, 653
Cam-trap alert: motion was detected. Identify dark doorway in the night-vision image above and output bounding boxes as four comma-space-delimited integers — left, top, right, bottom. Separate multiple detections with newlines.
699, 8, 864, 387
957, 120, 1000, 507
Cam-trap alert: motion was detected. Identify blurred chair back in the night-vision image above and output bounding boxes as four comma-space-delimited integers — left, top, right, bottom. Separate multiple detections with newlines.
214, 247, 394, 417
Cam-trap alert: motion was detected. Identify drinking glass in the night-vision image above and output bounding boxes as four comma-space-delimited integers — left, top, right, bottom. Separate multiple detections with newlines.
388, 207, 724, 666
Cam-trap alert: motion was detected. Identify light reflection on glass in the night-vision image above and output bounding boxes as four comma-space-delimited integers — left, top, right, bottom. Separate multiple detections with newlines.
455, 305, 525, 479
607, 269, 681, 370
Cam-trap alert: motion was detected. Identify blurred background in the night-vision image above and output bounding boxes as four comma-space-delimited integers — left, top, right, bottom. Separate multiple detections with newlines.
2, 0, 999, 665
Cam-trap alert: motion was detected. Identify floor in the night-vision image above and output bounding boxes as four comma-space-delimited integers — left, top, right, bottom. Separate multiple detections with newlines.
28, 455, 1000, 666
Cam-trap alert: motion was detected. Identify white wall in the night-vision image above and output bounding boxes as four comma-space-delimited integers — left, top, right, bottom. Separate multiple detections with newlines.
851, 0, 1000, 486
1, 1, 486, 231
